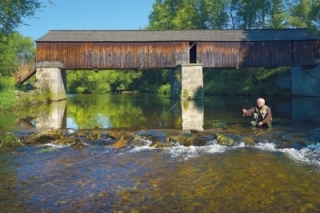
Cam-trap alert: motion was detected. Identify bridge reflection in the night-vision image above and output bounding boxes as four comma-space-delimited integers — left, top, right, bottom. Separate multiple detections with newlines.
16, 96, 320, 130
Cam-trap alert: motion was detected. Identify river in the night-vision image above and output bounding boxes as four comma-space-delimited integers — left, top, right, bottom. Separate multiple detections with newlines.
1, 94, 320, 212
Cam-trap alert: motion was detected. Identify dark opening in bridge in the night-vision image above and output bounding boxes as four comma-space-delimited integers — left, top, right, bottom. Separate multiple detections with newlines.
189, 42, 197, 63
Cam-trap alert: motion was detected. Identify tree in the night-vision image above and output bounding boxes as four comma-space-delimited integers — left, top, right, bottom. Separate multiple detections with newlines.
0, 0, 46, 36
285, 0, 320, 33
148, 0, 200, 30
268, 0, 288, 28
310, 0, 320, 31
197, 0, 229, 29
0, 32, 35, 76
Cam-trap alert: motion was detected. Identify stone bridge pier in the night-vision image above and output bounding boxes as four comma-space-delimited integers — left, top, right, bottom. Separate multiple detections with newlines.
170, 64, 204, 100
36, 65, 67, 101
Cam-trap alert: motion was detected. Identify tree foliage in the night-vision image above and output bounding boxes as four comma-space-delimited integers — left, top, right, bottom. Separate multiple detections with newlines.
0, 0, 44, 35
148, 0, 320, 31
0, 32, 35, 76
287, 0, 320, 32
0, 0, 48, 76
67, 69, 172, 94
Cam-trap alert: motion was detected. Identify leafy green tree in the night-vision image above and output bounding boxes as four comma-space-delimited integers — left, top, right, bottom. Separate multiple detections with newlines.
288, 0, 313, 29
310, 0, 320, 30
148, 0, 199, 29
0, 32, 35, 76
0, 0, 45, 35
287, 0, 320, 32
148, 0, 230, 30
268, 0, 288, 28
234, 0, 273, 29
197, 0, 229, 29
67, 70, 143, 93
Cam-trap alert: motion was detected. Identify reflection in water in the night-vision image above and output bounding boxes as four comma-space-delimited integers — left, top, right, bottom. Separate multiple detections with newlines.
36, 100, 67, 129
181, 100, 204, 131
3, 94, 320, 131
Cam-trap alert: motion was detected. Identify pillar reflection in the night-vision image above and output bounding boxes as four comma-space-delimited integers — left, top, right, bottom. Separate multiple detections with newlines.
36, 100, 67, 129
181, 100, 204, 131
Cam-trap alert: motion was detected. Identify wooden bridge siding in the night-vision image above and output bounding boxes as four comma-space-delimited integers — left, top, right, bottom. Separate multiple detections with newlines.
293, 40, 320, 65
197, 41, 293, 68
36, 42, 189, 69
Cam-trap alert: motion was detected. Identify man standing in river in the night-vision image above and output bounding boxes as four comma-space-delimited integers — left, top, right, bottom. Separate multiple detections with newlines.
242, 98, 272, 127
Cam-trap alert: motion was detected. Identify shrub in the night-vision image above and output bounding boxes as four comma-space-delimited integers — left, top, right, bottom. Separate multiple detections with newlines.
157, 83, 170, 94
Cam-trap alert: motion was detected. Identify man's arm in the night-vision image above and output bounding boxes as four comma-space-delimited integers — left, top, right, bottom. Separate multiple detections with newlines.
242, 107, 255, 116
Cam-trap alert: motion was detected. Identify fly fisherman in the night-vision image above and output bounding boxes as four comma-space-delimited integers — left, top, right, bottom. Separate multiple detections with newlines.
242, 98, 272, 127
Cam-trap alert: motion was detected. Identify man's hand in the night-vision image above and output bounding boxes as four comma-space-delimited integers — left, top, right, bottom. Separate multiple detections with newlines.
242, 109, 246, 114
258, 122, 263, 126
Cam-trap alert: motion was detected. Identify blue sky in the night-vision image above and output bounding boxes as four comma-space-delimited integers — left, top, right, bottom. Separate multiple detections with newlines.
18, 0, 154, 41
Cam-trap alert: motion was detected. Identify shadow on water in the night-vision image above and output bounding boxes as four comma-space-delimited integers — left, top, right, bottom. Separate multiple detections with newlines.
1, 94, 320, 212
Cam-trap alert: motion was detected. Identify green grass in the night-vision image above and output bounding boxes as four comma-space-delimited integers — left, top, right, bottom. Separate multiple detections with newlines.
0, 77, 16, 110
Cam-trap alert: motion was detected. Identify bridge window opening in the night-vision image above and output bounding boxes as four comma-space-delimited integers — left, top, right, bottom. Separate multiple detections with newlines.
189, 42, 197, 63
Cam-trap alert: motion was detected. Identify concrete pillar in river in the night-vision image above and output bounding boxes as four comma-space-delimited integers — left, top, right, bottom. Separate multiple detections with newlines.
291, 64, 320, 96
36, 66, 67, 101
170, 64, 204, 99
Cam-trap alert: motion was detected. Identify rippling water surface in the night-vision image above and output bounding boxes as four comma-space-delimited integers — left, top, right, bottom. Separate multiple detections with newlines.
1, 94, 320, 212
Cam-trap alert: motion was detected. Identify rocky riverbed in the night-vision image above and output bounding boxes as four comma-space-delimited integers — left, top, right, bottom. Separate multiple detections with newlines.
1, 124, 319, 151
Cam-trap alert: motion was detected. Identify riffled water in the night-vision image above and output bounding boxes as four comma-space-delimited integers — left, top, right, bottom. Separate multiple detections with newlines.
1, 94, 320, 212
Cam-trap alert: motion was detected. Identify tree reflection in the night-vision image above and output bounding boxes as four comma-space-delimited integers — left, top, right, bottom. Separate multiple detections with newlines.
66, 94, 179, 130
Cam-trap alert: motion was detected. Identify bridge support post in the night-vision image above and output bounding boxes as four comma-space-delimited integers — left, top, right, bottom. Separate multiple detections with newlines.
292, 64, 320, 96
36, 67, 67, 101
170, 64, 204, 99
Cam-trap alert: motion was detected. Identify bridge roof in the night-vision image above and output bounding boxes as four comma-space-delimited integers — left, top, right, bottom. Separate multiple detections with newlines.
36, 29, 318, 42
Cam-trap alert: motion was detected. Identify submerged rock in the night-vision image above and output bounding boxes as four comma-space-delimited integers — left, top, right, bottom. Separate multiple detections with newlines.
71, 138, 86, 149
168, 135, 192, 146
12, 130, 74, 146
108, 130, 123, 139
87, 132, 101, 141
150, 140, 174, 148
216, 133, 244, 146
31, 130, 64, 144
112, 138, 128, 149
132, 138, 151, 147
192, 134, 216, 146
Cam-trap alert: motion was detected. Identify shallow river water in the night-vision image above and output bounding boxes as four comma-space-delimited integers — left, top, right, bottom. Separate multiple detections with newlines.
1, 94, 320, 212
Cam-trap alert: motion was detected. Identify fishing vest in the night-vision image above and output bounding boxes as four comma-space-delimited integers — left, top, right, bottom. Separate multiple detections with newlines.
254, 105, 268, 121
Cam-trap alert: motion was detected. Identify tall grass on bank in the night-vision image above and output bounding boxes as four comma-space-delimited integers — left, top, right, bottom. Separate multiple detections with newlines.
0, 77, 16, 110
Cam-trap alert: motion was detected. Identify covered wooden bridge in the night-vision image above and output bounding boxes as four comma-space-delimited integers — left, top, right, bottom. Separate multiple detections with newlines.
35, 28, 319, 69
16, 29, 320, 100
